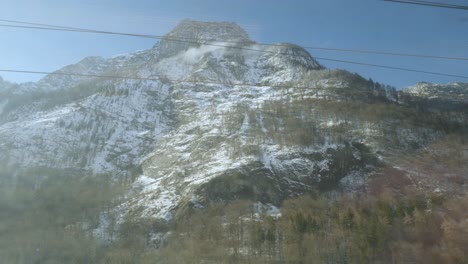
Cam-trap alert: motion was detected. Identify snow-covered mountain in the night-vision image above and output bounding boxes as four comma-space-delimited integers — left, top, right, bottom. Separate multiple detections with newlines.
1, 20, 466, 227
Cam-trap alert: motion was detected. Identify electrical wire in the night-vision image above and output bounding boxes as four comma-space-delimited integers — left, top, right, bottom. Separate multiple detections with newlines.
0, 19, 467, 82
1, 18, 467, 61
0, 67, 467, 91
383, 0, 468, 10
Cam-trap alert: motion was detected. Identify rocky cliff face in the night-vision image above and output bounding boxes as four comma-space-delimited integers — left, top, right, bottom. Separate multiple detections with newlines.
0, 20, 466, 227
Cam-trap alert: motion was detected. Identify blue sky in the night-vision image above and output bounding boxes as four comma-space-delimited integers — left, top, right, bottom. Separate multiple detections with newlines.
0, 0, 467, 88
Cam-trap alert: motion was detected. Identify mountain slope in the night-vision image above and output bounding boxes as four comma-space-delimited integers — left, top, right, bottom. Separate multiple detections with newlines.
0, 20, 466, 229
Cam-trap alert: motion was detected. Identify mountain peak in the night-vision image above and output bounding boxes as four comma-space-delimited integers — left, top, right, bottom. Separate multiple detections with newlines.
157, 19, 251, 59
165, 19, 250, 42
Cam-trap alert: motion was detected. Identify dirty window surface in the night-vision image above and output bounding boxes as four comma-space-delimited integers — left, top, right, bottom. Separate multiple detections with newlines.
0, 1, 467, 263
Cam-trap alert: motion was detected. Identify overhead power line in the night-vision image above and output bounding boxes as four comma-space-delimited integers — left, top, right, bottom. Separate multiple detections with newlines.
302, 46, 468, 61
1, 19, 467, 81
0, 53, 467, 81
0, 68, 378, 97
383, 0, 468, 10
1, 18, 467, 62
0, 64, 467, 88
0, 69, 162, 82
1, 23, 468, 80
311, 57, 468, 79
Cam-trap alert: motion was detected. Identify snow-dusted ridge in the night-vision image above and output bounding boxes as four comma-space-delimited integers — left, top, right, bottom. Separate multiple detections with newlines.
404, 82, 468, 101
